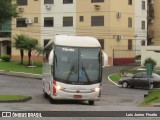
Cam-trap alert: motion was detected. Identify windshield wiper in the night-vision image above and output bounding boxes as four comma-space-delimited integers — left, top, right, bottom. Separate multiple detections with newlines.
66, 66, 75, 82
82, 66, 91, 83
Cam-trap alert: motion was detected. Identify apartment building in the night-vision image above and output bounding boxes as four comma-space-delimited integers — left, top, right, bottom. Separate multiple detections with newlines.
11, 0, 41, 61
147, 0, 160, 45
41, 0, 77, 47
76, 0, 147, 65
135, 0, 147, 54
11, 0, 147, 65
0, 21, 11, 57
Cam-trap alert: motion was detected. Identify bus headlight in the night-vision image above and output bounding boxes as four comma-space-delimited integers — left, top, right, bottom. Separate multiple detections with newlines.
56, 85, 61, 90
95, 87, 100, 92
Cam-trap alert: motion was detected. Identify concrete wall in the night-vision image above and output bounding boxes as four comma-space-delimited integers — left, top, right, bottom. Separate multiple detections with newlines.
141, 46, 160, 66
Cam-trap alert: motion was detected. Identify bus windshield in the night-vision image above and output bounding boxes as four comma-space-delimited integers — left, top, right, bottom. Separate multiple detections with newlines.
54, 46, 102, 85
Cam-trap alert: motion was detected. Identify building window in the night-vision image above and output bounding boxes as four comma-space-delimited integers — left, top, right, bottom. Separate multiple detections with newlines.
44, 0, 54, 4
128, 17, 132, 28
128, 39, 132, 50
17, 0, 27, 6
16, 18, 27, 27
142, 1, 145, 10
34, 17, 38, 23
141, 40, 145, 46
141, 21, 145, 29
43, 39, 51, 63
91, 0, 104, 3
44, 39, 50, 47
63, 0, 73, 4
79, 16, 84, 22
44, 17, 54, 27
91, 16, 104, 26
128, 0, 132, 5
0, 23, 2, 30
98, 39, 104, 50
63, 17, 73, 27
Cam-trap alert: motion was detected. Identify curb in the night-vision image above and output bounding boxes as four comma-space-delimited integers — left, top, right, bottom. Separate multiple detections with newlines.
107, 74, 121, 86
0, 96, 32, 103
152, 103, 160, 107
0, 70, 42, 80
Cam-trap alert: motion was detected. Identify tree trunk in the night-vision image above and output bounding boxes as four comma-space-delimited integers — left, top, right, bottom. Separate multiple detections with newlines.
28, 49, 32, 66
20, 49, 24, 64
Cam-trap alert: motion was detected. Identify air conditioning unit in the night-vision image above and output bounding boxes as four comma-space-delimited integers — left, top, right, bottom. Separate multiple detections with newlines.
18, 8, 24, 12
94, 5, 100, 10
117, 12, 122, 18
45, 4, 51, 9
117, 35, 123, 40
151, 39, 154, 43
25, 18, 32, 24
150, 19, 154, 23
150, 0, 154, 4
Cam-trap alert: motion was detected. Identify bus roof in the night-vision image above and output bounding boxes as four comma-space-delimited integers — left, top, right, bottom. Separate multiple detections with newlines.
54, 35, 101, 48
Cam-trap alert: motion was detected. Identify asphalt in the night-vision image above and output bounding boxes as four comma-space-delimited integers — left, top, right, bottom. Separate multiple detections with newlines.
0, 62, 159, 107
0, 70, 42, 79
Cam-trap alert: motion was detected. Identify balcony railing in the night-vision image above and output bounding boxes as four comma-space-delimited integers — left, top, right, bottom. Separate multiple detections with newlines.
148, 4, 154, 21
147, 30, 154, 38
0, 32, 11, 38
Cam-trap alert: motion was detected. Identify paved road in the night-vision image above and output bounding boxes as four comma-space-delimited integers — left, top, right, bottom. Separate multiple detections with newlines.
0, 65, 159, 119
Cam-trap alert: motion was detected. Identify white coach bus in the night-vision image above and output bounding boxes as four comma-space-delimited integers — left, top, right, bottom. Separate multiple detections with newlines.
42, 35, 104, 105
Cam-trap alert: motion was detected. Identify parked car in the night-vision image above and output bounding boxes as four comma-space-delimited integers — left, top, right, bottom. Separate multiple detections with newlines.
118, 72, 160, 89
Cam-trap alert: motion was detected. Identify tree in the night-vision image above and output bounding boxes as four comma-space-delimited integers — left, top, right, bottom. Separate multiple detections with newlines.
14, 34, 38, 65
0, 0, 19, 23
25, 37, 38, 66
14, 34, 28, 64
143, 57, 157, 70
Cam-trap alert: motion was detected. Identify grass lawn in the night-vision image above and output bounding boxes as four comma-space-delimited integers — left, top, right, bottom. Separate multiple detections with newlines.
0, 95, 31, 101
141, 90, 160, 106
0, 61, 42, 74
109, 73, 121, 83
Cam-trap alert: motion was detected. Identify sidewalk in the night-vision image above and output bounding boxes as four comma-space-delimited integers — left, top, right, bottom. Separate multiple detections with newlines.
0, 70, 42, 79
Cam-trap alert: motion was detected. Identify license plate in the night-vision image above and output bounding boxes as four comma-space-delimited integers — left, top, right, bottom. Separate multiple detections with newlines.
73, 95, 82, 99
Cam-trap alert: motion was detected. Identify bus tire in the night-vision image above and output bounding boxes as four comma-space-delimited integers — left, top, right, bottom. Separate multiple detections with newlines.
43, 91, 48, 98
49, 97, 55, 104
88, 100, 94, 105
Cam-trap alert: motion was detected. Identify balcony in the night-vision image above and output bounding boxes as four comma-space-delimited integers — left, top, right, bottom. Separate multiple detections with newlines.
0, 32, 11, 38
147, 30, 154, 38
147, 3, 154, 23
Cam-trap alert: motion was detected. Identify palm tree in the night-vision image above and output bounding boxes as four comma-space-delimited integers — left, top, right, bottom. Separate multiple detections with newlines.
14, 34, 27, 64
14, 34, 38, 65
25, 37, 38, 66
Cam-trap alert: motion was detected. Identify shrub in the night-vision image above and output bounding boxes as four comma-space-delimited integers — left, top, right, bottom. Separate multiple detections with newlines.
1, 55, 11, 62
143, 57, 156, 70
135, 55, 141, 60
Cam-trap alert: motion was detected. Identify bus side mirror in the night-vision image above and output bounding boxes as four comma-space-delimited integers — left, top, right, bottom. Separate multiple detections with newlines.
49, 50, 54, 65
102, 51, 108, 67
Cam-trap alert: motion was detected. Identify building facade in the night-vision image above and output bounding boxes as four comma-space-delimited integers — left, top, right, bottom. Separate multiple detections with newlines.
11, 0, 41, 61
76, 0, 147, 65
11, 0, 147, 65
0, 21, 11, 57
147, 0, 160, 45
41, 0, 77, 47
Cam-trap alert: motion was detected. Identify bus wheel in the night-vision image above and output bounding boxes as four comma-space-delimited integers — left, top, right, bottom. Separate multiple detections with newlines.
49, 97, 55, 104
88, 100, 94, 105
43, 92, 48, 98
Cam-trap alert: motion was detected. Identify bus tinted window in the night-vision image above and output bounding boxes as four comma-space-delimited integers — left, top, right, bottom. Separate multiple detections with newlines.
54, 46, 101, 84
